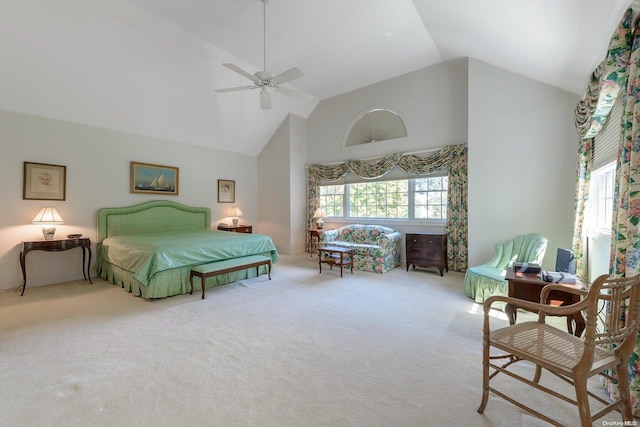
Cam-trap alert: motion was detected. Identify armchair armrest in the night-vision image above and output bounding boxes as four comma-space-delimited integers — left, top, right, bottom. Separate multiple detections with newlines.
483, 293, 589, 320
539, 283, 588, 304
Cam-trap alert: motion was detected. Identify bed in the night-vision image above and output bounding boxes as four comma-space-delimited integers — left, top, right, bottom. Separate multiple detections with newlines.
95, 200, 279, 298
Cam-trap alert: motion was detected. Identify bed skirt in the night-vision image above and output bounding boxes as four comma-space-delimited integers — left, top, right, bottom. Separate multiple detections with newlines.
97, 257, 272, 299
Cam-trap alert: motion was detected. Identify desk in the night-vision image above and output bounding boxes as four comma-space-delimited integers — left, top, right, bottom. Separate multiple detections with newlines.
505, 267, 585, 336
318, 245, 353, 277
19, 238, 93, 296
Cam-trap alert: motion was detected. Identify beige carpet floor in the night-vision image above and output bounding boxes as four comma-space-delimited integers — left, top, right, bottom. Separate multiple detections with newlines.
0, 253, 625, 426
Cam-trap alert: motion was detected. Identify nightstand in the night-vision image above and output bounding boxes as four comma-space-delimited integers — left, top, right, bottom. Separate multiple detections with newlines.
19, 238, 93, 296
217, 225, 252, 234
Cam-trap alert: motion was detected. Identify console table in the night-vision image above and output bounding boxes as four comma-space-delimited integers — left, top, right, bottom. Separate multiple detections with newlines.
19, 238, 93, 296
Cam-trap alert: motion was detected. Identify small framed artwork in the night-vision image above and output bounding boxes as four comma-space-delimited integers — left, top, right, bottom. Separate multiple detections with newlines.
131, 161, 179, 195
23, 162, 66, 201
218, 179, 235, 203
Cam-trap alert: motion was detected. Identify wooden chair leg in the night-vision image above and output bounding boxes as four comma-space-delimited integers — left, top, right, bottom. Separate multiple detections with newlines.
573, 375, 592, 427
616, 362, 633, 421
533, 365, 542, 383
478, 338, 490, 413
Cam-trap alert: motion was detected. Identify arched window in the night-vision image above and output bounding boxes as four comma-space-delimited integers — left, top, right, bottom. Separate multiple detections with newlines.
344, 108, 407, 147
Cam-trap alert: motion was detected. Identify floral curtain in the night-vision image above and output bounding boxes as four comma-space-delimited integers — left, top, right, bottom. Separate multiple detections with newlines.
306, 144, 468, 271
572, 8, 633, 279
603, 25, 640, 415
576, 7, 640, 415
571, 139, 593, 278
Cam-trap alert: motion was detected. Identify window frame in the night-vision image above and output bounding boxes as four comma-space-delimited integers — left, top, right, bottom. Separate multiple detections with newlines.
587, 162, 615, 239
318, 174, 448, 226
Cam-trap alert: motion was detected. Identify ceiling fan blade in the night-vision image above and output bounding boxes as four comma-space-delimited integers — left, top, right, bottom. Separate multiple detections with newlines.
215, 85, 256, 93
272, 67, 304, 85
277, 86, 313, 101
222, 63, 257, 82
260, 89, 271, 110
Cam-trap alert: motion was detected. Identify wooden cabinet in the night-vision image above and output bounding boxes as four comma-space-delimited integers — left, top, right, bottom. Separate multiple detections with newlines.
217, 225, 252, 234
406, 232, 448, 276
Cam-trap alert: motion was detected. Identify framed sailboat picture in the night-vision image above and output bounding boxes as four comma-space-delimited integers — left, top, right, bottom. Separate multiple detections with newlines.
131, 162, 179, 195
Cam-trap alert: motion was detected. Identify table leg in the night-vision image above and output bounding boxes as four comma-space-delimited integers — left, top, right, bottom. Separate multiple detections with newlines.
81, 247, 87, 281
350, 252, 353, 274
87, 245, 93, 284
318, 248, 322, 274
572, 313, 585, 337
19, 251, 27, 296
339, 252, 344, 278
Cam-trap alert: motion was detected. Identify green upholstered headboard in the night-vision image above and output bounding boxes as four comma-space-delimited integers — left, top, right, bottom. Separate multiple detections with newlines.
96, 200, 211, 244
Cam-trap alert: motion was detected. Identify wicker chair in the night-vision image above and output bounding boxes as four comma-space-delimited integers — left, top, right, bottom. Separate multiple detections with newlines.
478, 273, 640, 427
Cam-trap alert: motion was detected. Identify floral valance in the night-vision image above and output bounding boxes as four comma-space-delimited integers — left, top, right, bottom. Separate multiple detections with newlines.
307, 144, 466, 181
575, 8, 632, 139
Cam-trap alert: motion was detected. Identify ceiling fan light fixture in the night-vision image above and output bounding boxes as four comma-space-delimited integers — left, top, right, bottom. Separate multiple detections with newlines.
214, 0, 308, 109
260, 87, 271, 110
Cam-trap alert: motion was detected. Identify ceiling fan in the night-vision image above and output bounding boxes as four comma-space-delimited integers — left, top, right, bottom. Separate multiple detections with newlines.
215, 0, 311, 110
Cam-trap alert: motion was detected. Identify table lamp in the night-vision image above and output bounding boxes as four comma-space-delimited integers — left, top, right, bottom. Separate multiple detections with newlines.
32, 207, 64, 240
228, 206, 243, 227
313, 208, 325, 229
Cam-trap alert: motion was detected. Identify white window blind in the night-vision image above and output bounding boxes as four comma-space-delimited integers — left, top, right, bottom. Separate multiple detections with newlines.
593, 95, 623, 170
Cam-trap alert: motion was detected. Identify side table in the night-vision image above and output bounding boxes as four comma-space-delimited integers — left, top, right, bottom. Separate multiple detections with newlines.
307, 227, 331, 256
217, 225, 253, 234
19, 238, 93, 296
318, 245, 353, 277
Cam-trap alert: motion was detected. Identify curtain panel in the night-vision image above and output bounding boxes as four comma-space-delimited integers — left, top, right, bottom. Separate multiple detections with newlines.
572, 7, 633, 281
306, 144, 468, 272
575, 7, 640, 415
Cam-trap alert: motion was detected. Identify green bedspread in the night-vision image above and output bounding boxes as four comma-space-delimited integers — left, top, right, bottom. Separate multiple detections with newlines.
96, 229, 279, 287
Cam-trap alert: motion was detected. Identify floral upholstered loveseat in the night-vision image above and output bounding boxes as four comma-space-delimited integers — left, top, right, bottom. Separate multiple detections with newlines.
318, 224, 402, 273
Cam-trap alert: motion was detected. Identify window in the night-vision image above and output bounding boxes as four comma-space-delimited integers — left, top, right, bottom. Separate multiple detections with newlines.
344, 108, 407, 148
319, 184, 345, 217
319, 175, 448, 221
349, 180, 409, 218
588, 162, 615, 234
414, 176, 448, 219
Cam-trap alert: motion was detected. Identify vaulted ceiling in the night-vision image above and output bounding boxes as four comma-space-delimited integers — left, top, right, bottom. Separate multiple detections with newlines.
0, 0, 633, 155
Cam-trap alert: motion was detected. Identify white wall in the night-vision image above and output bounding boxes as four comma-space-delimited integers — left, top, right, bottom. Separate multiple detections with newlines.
258, 118, 291, 251
257, 114, 308, 254
307, 60, 469, 164
467, 59, 579, 270
0, 109, 257, 291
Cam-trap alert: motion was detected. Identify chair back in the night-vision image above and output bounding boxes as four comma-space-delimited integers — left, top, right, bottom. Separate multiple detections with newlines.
584, 274, 640, 361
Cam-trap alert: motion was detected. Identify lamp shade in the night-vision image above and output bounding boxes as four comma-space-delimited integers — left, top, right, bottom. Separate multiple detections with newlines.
32, 207, 64, 224
313, 208, 324, 219
228, 206, 243, 217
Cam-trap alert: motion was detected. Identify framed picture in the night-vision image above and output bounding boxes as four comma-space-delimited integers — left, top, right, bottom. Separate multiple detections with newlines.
218, 179, 235, 203
131, 162, 179, 195
23, 162, 66, 201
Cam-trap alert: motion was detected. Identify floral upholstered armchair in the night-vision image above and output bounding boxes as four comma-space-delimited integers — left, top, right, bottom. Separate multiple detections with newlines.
464, 233, 548, 304
319, 224, 402, 273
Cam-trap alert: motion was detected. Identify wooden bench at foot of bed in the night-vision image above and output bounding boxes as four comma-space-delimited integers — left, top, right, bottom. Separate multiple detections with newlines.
189, 255, 272, 299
